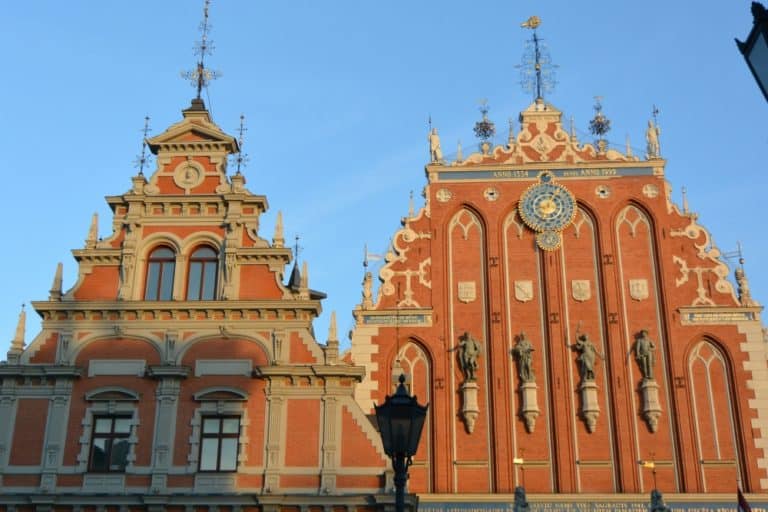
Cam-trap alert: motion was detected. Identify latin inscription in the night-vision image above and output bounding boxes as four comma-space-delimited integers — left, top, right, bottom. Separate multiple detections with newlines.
362, 314, 429, 326
684, 311, 756, 324
439, 167, 653, 182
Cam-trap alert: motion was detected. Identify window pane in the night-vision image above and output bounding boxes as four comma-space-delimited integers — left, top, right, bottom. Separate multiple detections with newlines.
193, 247, 217, 258
187, 261, 202, 300
158, 261, 175, 300
152, 247, 175, 259
114, 418, 132, 434
222, 418, 240, 434
145, 262, 160, 300
91, 438, 108, 471
203, 418, 220, 433
201, 261, 217, 300
110, 439, 130, 471
200, 438, 219, 471
219, 438, 238, 471
94, 418, 113, 433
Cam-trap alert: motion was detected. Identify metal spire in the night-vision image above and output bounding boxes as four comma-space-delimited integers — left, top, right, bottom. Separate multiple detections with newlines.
518, 16, 557, 102
133, 116, 152, 175
181, 0, 220, 100
233, 114, 249, 175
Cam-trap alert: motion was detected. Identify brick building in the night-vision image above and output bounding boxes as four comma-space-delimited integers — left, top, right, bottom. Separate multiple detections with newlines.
1, 76, 767, 512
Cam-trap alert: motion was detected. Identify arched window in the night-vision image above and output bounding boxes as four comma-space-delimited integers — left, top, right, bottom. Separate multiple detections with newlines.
187, 246, 218, 300
144, 246, 175, 301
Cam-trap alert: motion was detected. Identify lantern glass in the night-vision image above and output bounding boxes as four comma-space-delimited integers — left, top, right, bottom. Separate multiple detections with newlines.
747, 31, 768, 94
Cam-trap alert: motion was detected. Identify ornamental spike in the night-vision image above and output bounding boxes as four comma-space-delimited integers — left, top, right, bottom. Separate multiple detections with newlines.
49, 262, 63, 301
273, 211, 284, 248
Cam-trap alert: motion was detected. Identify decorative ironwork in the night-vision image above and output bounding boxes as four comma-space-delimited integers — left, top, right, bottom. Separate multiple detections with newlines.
230, 114, 249, 174
132, 116, 152, 175
181, 0, 220, 99
588, 97, 611, 152
473, 99, 496, 142
517, 16, 557, 101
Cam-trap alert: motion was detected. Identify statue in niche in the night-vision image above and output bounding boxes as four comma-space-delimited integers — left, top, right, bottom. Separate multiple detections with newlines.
450, 331, 481, 382
572, 332, 603, 382
429, 128, 443, 163
633, 329, 656, 380
511, 332, 535, 383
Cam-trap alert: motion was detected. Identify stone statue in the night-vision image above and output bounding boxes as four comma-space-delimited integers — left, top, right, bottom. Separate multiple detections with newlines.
634, 329, 656, 380
513, 486, 530, 512
429, 128, 443, 163
649, 489, 671, 512
511, 332, 535, 383
572, 333, 602, 382
451, 331, 481, 382
646, 120, 660, 159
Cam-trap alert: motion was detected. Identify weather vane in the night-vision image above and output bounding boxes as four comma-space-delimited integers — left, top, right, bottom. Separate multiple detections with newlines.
133, 116, 152, 175
518, 16, 557, 102
181, 0, 220, 99
231, 114, 249, 175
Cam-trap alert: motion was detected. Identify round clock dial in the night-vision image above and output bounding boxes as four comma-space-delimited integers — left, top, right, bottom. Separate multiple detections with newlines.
536, 231, 562, 251
518, 181, 577, 232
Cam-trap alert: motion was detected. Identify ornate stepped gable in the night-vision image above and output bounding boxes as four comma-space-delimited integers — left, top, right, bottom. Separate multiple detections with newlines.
350, 99, 767, 497
1, 99, 393, 507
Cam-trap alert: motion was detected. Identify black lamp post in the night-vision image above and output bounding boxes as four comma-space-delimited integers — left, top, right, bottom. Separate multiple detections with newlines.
736, 2, 768, 102
375, 374, 428, 512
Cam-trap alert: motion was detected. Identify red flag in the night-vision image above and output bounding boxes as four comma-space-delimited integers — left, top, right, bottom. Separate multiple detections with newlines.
738, 487, 752, 512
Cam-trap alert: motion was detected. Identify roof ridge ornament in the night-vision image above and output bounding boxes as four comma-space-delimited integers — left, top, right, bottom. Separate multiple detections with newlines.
133, 116, 152, 176
518, 16, 557, 103
181, 0, 221, 104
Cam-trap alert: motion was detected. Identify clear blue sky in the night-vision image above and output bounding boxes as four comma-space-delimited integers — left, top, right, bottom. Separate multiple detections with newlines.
1, 1, 766, 357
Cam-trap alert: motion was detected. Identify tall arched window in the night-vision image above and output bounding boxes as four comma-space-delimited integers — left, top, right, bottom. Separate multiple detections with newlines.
187, 246, 218, 300
144, 246, 176, 301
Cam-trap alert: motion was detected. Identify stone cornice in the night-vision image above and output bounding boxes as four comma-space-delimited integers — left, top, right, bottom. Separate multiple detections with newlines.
31, 299, 323, 321
254, 364, 366, 382
105, 192, 268, 212
146, 365, 191, 379
71, 248, 122, 264
0, 365, 82, 378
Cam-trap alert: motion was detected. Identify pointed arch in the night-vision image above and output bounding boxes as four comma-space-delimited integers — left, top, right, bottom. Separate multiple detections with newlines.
687, 338, 744, 491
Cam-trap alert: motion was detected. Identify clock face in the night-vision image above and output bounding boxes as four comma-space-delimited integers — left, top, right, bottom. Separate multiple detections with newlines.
518, 180, 577, 232
536, 231, 562, 251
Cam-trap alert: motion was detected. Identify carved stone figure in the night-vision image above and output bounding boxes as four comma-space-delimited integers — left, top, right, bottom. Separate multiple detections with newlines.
646, 120, 660, 159
649, 489, 671, 512
572, 333, 602, 382
429, 128, 443, 163
513, 486, 530, 512
511, 332, 535, 383
634, 329, 656, 380
452, 331, 481, 382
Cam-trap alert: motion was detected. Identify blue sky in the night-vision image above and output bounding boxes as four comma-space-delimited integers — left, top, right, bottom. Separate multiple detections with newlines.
1, 1, 766, 356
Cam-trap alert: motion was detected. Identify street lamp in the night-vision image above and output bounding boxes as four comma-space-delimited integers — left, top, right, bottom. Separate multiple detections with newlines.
375, 374, 429, 512
736, 2, 768, 102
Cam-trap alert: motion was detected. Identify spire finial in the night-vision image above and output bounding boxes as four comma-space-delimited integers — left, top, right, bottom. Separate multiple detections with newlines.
232, 114, 249, 175
328, 311, 338, 343
325, 310, 339, 364
181, 0, 220, 101
293, 234, 302, 262
456, 139, 463, 163
518, 16, 557, 102
569, 115, 578, 143
625, 134, 633, 157
86, 213, 98, 249
300, 261, 309, 297
408, 190, 414, 218
133, 116, 152, 176
507, 117, 516, 148
49, 262, 63, 301
273, 211, 284, 248
474, 99, 496, 151
681, 186, 689, 214
8, 304, 27, 362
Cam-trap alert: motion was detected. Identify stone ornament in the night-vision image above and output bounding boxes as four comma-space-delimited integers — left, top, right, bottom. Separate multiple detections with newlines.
642, 183, 659, 198
629, 279, 649, 301
595, 184, 610, 199
571, 280, 591, 302
458, 281, 477, 303
429, 128, 443, 163
484, 187, 500, 201
173, 159, 205, 193
436, 188, 452, 203
514, 280, 534, 302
